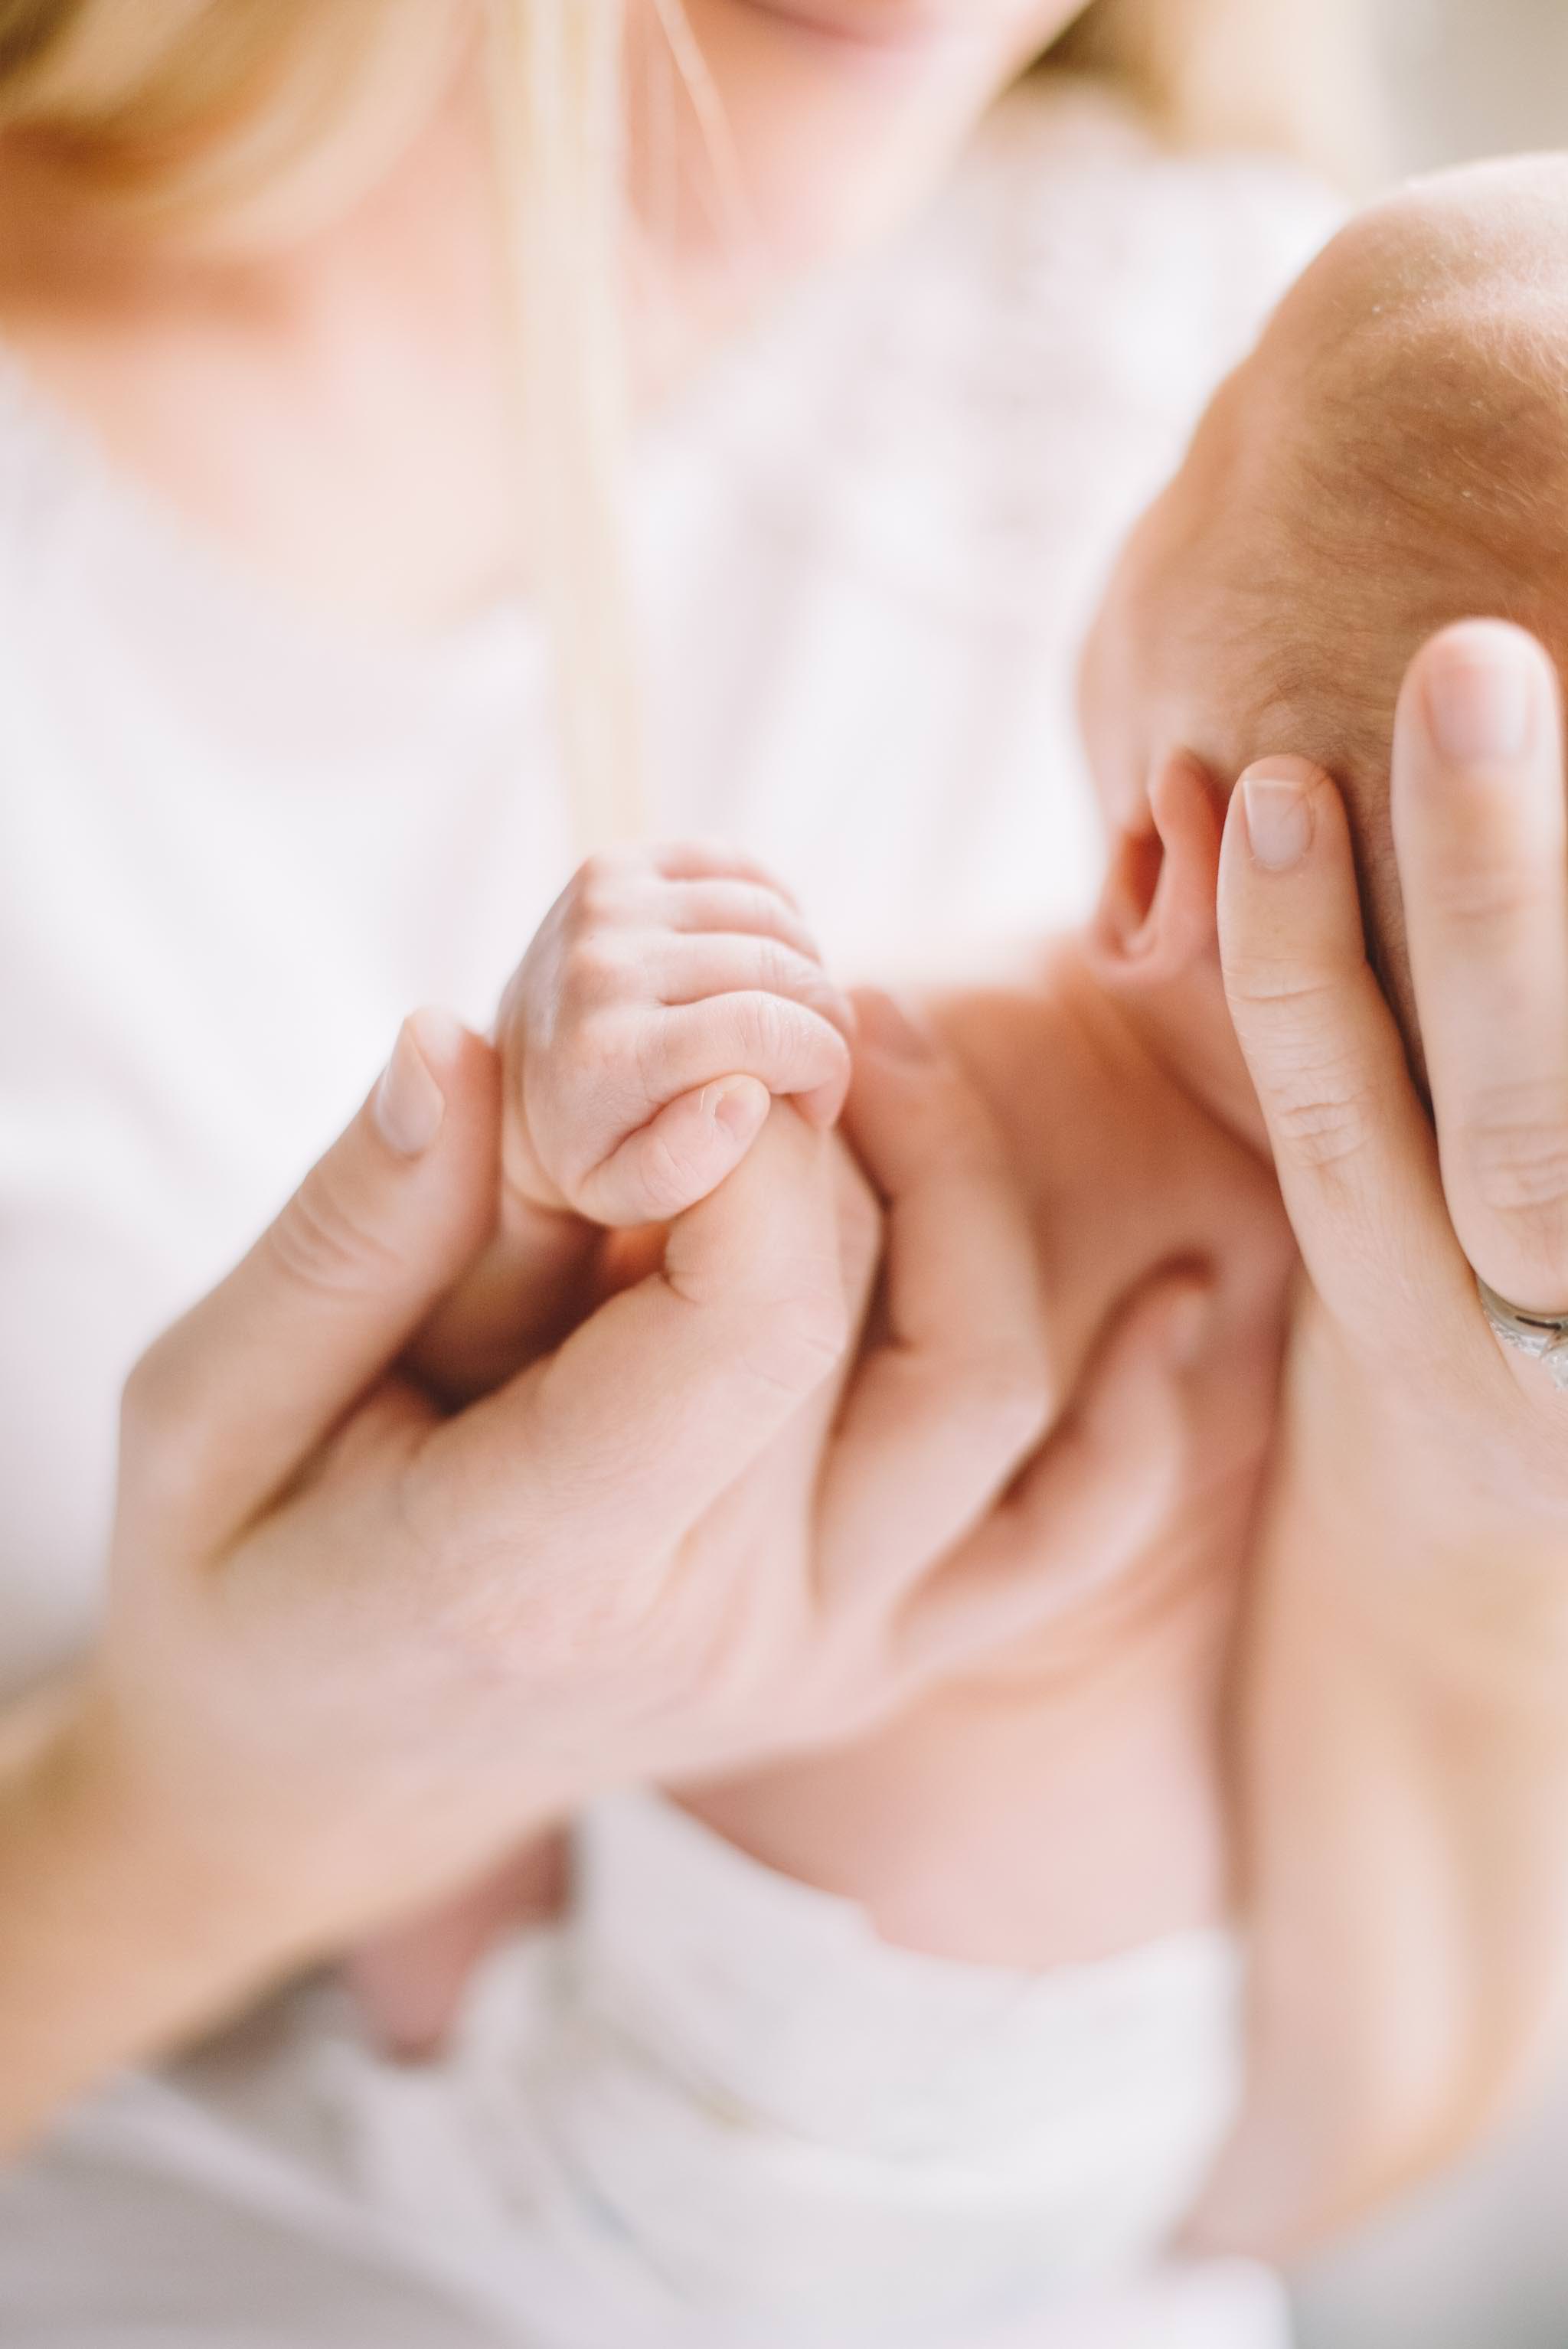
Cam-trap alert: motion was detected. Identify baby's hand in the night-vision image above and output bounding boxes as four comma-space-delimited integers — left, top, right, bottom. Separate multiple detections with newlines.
498, 842, 854, 1227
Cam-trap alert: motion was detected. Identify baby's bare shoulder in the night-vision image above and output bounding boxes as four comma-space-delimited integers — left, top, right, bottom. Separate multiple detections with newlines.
923, 943, 1292, 1362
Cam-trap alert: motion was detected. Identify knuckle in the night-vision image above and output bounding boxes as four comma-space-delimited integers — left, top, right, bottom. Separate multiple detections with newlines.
1230, 988, 1379, 1170
1221, 953, 1343, 1020
702, 845, 787, 894
119, 1344, 207, 1518
119, 1337, 174, 1441
637, 1121, 711, 1217
571, 850, 638, 927
562, 933, 634, 1007
752, 935, 802, 995
1422, 854, 1541, 933
625, 1011, 680, 1105
264, 1162, 402, 1297
737, 987, 799, 1067
743, 1283, 851, 1399
1219, 955, 1392, 1172
1465, 1090, 1568, 1219
740, 879, 795, 930
119, 1343, 178, 1465
1268, 1073, 1382, 1171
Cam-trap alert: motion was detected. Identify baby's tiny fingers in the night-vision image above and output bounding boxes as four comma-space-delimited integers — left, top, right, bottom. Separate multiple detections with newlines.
640, 994, 854, 1129
573, 1077, 772, 1226
655, 931, 857, 1041
649, 841, 804, 907
662, 879, 825, 963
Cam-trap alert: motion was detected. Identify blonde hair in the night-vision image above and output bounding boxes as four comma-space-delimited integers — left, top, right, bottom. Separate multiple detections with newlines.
0, 0, 1377, 847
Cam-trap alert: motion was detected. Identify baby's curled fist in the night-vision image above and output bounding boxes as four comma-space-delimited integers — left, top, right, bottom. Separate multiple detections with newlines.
498, 841, 855, 1226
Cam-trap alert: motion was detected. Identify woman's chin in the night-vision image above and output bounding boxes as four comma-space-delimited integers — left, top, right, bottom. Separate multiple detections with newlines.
734, 0, 965, 57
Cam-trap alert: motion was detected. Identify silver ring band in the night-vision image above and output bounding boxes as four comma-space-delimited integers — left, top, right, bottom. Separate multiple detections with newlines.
1476, 1276, 1568, 1390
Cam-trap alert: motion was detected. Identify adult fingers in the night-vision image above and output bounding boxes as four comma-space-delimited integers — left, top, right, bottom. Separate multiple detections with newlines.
816, 989, 1053, 1607
896, 1269, 1207, 1678
1393, 622, 1568, 1315
119, 1014, 501, 1555
421, 1103, 853, 1557
402, 1187, 601, 1407
1217, 757, 1474, 1371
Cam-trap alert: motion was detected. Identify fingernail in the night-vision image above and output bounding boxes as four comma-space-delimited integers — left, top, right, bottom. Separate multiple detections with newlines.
1423, 629, 1536, 763
706, 1075, 769, 1142
856, 988, 936, 1062
374, 1018, 448, 1155
1241, 768, 1314, 872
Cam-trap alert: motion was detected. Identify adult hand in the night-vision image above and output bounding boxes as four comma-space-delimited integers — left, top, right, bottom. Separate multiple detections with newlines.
1, 1008, 848, 2145
2, 989, 1204, 2143
350, 986, 1214, 2053
1195, 622, 1568, 2253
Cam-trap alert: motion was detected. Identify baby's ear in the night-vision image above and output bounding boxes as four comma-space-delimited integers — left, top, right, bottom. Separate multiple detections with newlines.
1090, 753, 1225, 984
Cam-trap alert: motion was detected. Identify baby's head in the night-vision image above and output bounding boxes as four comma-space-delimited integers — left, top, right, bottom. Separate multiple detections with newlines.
1083, 155, 1568, 1068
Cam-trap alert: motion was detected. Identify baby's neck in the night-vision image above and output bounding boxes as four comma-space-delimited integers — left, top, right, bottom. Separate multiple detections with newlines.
1071, 931, 1269, 1172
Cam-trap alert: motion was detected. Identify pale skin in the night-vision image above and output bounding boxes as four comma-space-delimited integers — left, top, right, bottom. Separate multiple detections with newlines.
1198, 637, 1568, 2249
389, 174, 1568, 2207
0, 0, 1169, 2147
346, 793, 1283, 2016
1080, 184, 1568, 2239
358, 176, 1568, 2114
353, 622, 1568, 2258
0, 1000, 1207, 2149
501, 843, 855, 1225
413, 816, 1290, 1975
2, 0, 1568, 2273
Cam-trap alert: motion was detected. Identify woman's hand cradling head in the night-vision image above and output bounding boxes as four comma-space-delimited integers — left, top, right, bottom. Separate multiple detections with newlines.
1197, 622, 1568, 2252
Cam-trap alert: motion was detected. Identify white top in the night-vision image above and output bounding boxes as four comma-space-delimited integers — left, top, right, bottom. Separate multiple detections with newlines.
0, 80, 1340, 2344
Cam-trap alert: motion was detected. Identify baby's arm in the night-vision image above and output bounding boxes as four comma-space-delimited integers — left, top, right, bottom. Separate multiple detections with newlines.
498, 841, 854, 1227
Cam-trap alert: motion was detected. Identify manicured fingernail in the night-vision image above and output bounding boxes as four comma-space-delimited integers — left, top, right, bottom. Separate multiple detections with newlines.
1423, 628, 1537, 763
1241, 768, 1314, 871
374, 1018, 448, 1155
856, 988, 936, 1062
706, 1075, 769, 1142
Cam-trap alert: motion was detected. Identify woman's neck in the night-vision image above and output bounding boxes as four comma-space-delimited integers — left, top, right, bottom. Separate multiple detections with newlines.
0, 58, 527, 632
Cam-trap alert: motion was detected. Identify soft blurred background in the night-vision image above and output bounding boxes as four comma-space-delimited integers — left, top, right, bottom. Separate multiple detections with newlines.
1292, 17, 1568, 2347
1376, 0, 1568, 173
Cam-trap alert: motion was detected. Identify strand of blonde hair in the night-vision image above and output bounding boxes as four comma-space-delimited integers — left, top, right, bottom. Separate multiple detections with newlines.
487, 0, 645, 851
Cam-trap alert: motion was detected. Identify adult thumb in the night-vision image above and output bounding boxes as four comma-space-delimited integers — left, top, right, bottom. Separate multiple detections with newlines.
121, 1011, 501, 1553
